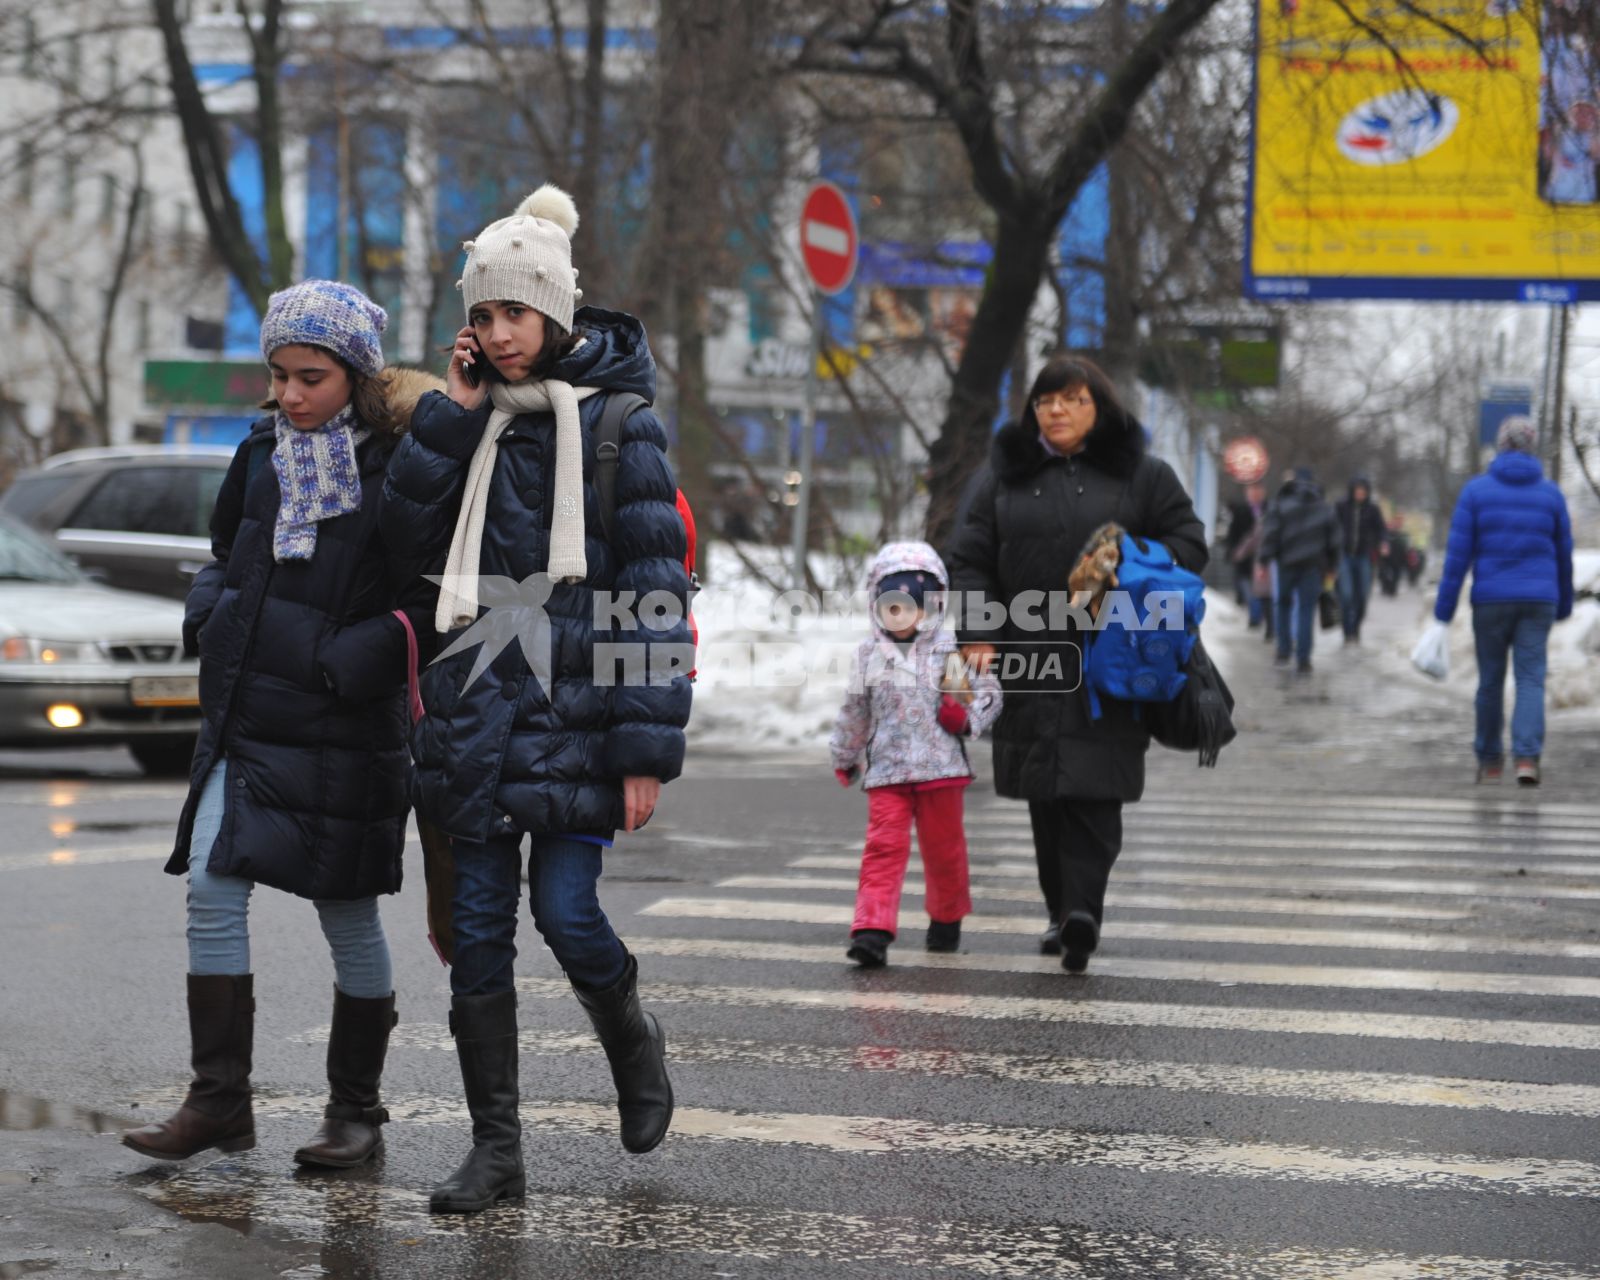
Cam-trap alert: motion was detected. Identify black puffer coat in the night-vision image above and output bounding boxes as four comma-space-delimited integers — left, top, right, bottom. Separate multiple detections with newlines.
943, 416, 1206, 802
380, 308, 691, 843
1260, 476, 1339, 572
166, 370, 441, 899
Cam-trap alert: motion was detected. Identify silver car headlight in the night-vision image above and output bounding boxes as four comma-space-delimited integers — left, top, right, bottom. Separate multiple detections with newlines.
0, 638, 108, 664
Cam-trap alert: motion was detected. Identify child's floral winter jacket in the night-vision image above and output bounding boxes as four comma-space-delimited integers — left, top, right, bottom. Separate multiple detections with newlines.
830, 541, 1002, 789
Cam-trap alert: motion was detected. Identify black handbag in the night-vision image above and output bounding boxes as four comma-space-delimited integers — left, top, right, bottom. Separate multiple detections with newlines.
1144, 634, 1237, 768
1317, 588, 1339, 631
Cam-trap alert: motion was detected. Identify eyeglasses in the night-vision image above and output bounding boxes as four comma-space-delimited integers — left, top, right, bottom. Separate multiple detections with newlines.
1033, 393, 1093, 412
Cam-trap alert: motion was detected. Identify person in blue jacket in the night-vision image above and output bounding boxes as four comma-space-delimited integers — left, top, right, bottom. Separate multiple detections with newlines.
122, 281, 438, 1169
1434, 416, 1574, 785
383, 185, 690, 1213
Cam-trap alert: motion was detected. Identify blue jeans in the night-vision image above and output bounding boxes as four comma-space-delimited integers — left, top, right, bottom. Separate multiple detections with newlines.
1275, 565, 1321, 664
449, 830, 628, 997
1471, 601, 1556, 763
1336, 554, 1373, 638
186, 761, 393, 998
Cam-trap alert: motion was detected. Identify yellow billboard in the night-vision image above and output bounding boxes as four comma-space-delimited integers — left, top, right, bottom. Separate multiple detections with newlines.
1248, 0, 1600, 302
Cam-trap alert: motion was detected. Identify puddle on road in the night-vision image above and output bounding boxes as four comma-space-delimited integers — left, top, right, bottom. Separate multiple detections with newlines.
0, 1090, 122, 1136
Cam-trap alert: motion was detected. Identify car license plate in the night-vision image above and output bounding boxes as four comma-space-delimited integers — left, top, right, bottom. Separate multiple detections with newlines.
129, 676, 200, 708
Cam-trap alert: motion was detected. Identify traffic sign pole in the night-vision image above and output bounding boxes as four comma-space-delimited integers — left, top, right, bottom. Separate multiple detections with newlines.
791, 181, 858, 593
791, 294, 823, 592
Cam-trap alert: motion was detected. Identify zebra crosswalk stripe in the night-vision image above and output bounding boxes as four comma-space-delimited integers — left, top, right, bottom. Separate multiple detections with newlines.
638, 895, 1600, 961
295, 1021, 1600, 1118
516, 974, 1600, 1050
715, 873, 1476, 920
976, 843, 1600, 875
219, 1092, 1600, 1199
626, 934, 1600, 1001
789, 855, 1600, 901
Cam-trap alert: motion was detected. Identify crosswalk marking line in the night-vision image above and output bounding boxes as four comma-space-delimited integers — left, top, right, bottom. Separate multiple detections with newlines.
519, 973, 1600, 1050
716, 874, 1475, 921
975, 844, 1600, 877
1009, 810, 1600, 841
791, 854, 1600, 901
987, 827, 1600, 857
641, 896, 1600, 961
140, 1168, 1600, 1280
982, 792, 1600, 819
628, 935, 1600, 1002
216, 1090, 1600, 1199
298, 1022, 1600, 1118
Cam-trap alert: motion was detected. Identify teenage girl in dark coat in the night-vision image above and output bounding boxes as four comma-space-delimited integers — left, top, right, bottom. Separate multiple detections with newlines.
382, 185, 689, 1214
944, 354, 1205, 972
122, 281, 436, 1169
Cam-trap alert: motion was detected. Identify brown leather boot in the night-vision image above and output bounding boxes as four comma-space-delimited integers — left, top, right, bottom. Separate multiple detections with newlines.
294, 988, 397, 1169
122, 974, 255, 1160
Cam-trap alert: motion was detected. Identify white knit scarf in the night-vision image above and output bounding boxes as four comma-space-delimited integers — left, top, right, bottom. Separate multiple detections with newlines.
434, 377, 600, 632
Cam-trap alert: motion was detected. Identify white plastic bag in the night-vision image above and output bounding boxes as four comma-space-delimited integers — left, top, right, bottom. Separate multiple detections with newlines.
1411, 620, 1450, 681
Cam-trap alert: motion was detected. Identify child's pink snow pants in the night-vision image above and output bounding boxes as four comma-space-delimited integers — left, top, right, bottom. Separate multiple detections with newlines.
852, 781, 972, 937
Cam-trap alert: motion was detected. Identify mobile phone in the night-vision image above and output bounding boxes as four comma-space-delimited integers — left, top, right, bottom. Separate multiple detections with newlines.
460, 337, 502, 389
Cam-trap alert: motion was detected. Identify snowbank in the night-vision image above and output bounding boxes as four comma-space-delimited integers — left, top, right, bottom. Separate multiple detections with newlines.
686, 542, 1252, 753
1391, 548, 1600, 712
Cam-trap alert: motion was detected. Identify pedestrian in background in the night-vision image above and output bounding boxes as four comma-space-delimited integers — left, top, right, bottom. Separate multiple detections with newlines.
944, 354, 1206, 973
382, 184, 688, 1213
1259, 466, 1340, 675
830, 542, 1002, 968
1334, 475, 1387, 644
1433, 416, 1574, 786
122, 281, 436, 1169
1223, 481, 1269, 629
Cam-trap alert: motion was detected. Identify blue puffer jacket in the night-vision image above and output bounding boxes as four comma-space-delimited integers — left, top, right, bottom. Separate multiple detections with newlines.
1434, 450, 1574, 622
381, 308, 691, 843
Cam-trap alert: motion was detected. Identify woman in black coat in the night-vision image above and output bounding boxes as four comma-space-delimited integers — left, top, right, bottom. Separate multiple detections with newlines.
944, 354, 1206, 972
121, 282, 436, 1170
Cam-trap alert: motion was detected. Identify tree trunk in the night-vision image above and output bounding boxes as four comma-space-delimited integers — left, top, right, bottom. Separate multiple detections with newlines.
924, 214, 1054, 546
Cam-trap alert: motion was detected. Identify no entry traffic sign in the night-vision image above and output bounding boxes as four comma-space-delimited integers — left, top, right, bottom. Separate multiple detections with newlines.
799, 181, 858, 296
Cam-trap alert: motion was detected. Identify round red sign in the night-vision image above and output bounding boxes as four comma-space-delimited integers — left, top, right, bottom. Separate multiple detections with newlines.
1223, 436, 1270, 485
799, 181, 859, 296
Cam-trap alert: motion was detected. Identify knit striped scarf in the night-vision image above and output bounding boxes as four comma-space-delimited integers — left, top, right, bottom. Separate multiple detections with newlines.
271, 404, 370, 562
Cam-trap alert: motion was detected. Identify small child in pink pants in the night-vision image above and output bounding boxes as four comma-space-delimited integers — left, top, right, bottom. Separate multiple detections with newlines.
830, 541, 1002, 967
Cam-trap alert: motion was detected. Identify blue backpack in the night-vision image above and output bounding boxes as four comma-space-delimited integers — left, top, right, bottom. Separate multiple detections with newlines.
1084, 533, 1206, 719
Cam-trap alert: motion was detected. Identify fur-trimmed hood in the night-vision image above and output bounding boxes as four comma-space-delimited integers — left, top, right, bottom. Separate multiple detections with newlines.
258, 365, 446, 438
991, 406, 1147, 484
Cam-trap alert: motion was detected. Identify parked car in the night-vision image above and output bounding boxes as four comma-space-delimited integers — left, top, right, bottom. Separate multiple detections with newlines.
0, 445, 235, 600
0, 514, 201, 775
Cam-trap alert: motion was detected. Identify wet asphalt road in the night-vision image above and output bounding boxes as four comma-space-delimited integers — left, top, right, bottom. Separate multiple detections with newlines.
2, 588, 1600, 1279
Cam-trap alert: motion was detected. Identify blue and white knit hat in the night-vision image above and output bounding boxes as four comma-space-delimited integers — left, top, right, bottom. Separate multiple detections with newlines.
259, 280, 387, 377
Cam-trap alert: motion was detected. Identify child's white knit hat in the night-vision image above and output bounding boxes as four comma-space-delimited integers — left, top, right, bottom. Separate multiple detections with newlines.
458, 184, 583, 333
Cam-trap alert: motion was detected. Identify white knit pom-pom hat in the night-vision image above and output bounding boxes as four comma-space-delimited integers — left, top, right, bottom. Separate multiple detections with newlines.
458, 183, 584, 333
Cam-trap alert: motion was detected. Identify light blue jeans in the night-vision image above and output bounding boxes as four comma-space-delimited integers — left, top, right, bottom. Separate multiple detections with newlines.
186, 761, 393, 998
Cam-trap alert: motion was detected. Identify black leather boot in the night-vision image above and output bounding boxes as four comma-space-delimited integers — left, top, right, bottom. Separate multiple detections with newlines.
122, 974, 256, 1160
428, 990, 526, 1213
570, 953, 673, 1154
294, 988, 397, 1169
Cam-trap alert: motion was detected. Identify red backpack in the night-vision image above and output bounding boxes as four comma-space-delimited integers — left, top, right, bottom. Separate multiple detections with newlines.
594, 392, 699, 678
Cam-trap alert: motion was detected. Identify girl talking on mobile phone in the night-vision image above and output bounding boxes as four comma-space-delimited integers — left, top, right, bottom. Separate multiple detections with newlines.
382, 184, 690, 1214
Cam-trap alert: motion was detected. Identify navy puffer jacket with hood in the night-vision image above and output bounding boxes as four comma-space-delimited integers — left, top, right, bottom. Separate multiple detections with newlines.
381, 308, 691, 843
